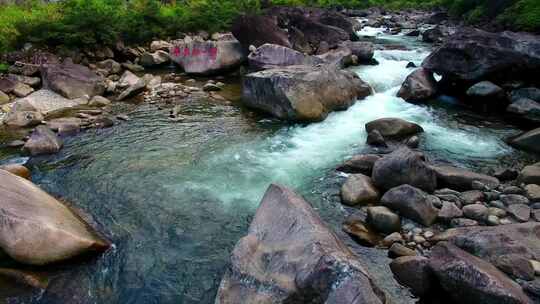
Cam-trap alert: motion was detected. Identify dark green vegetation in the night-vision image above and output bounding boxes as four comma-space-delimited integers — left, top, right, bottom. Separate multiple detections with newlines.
0, 0, 538, 54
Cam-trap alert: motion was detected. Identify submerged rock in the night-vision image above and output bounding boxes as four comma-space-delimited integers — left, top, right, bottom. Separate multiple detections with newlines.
242, 65, 371, 122
372, 147, 437, 192
0, 169, 109, 265
215, 184, 387, 304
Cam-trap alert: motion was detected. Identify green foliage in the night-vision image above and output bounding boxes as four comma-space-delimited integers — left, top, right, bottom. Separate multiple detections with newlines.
0, 63, 8, 73
0, 0, 538, 55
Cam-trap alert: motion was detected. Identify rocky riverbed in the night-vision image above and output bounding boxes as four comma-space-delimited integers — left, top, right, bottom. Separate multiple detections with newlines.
0, 5, 539, 304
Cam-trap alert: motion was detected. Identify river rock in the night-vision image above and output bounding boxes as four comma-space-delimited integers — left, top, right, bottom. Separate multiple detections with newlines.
12, 82, 34, 98
519, 162, 540, 185
507, 99, 540, 124
248, 43, 322, 70
460, 190, 485, 205
315, 46, 354, 68
0, 164, 30, 179
14, 90, 88, 116
390, 256, 433, 297
341, 41, 374, 62
23, 126, 63, 156
88, 95, 111, 107
381, 184, 439, 226
242, 65, 371, 122
388, 243, 416, 258
438, 201, 463, 222
41, 61, 105, 99
341, 174, 380, 206
3, 109, 44, 127
336, 154, 381, 175
501, 194, 530, 206
508, 128, 540, 154
215, 184, 387, 304
96, 59, 122, 75
432, 165, 500, 191
462, 204, 488, 221
0, 91, 9, 104
397, 68, 438, 102
525, 184, 540, 202
139, 50, 170, 67
508, 204, 531, 222
46, 117, 82, 136
117, 79, 146, 101
0, 170, 109, 265
511, 87, 540, 103
117, 70, 141, 90
466, 81, 505, 99
372, 147, 437, 192
366, 129, 387, 147
7, 74, 41, 87
231, 14, 292, 51
365, 118, 423, 139
450, 218, 479, 227
367, 206, 401, 234
493, 254, 535, 281
343, 215, 382, 247
150, 40, 173, 52
429, 242, 532, 304
170, 39, 244, 75
422, 28, 540, 86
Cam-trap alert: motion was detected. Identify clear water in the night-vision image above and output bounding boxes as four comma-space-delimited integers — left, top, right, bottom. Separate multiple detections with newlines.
0, 30, 537, 304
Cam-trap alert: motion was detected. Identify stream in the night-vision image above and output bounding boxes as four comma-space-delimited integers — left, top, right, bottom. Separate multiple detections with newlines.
0, 26, 537, 304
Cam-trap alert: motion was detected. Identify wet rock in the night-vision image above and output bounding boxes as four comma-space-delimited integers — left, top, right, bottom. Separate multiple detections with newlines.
390, 256, 433, 297
365, 117, 423, 139
432, 165, 500, 191
507, 99, 540, 124
343, 218, 381, 247
388, 243, 416, 258
117, 79, 146, 101
509, 129, 540, 155
366, 129, 386, 147
0, 170, 109, 265
511, 87, 540, 103
336, 154, 380, 175
487, 215, 500, 226
493, 168, 519, 181
508, 204, 531, 222
422, 27, 445, 43
382, 232, 404, 247
501, 194, 530, 206
397, 68, 438, 102
404, 135, 420, 148
381, 184, 439, 226
450, 218, 479, 227
242, 65, 371, 122
341, 174, 380, 206
0, 164, 30, 180
372, 147, 437, 192
462, 204, 488, 221
247, 43, 322, 70
519, 162, 540, 185
117, 70, 141, 90
422, 28, 540, 85
466, 81, 505, 99
429, 242, 532, 304
139, 50, 170, 67
41, 61, 105, 99
315, 46, 355, 68
438, 201, 463, 222
170, 38, 244, 75
23, 126, 63, 155
216, 184, 387, 304
341, 41, 374, 62
366, 206, 401, 234
503, 186, 524, 195
94, 117, 114, 129
493, 254, 535, 281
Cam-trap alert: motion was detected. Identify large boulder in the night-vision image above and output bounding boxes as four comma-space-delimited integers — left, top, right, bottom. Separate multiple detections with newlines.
231, 14, 292, 51
508, 128, 540, 154
3, 105, 44, 128
381, 184, 439, 226
397, 68, 438, 102
170, 38, 245, 75
139, 50, 170, 67
9, 89, 88, 116
337, 154, 381, 175
422, 28, 540, 86
41, 61, 105, 99
519, 162, 540, 185
429, 242, 532, 304
242, 65, 372, 122
506, 98, 540, 124
23, 126, 63, 156
365, 118, 423, 139
340, 174, 380, 206
432, 165, 500, 191
247, 44, 322, 70
215, 184, 387, 304
372, 147, 437, 192
341, 41, 375, 62
0, 170, 109, 265
390, 256, 433, 297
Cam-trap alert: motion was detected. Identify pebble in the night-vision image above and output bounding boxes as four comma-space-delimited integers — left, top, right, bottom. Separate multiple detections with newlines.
484, 191, 500, 201
423, 231, 434, 239
499, 218, 513, 225
382, 232, 404, 247
533, 210, 540, 222
438, 201, 463, 222
412, 235, 426, 244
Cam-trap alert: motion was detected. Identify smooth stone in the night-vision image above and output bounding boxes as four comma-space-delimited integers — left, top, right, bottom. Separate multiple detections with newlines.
487, 215, 500, 226
365, 117, 424, 139
88, 96, 111, 107
382, 232, 403, 247
503, 186, 524, 194
397, 68, 438, 102
450, 218, 479, 228
336, 154, 381, 175
381, 184, 439, 226
525, 184, 540, 202
340, 174, 380, 206
460, 190, 485, 205
508, 204, 531, 222
390, 256, 433, 297
493, 254, 535, 281
367, 206, 401, 234
0, 164, 30, 180
438, 201, 463, 222
519, 163, 540, 185
432, 165, 500, 191
462, 204, 488, 221
501, 194, 530, 206
23, 126, 63, 156
388, 243, 416, 258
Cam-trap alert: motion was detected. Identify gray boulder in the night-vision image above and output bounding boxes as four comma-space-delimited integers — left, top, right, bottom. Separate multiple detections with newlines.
23, 126, 63, 155
139, 50, 170, 67
215, 184, 387, 304
372, 147, 437, 192
381, 184, 439, 226
242, 65, 372, 122
365, 118, 423, 139
336, 154, 381, 175
41, 61, 105, 99
432, 165, 500, 191
341, 174, 380, 206
519, 162, 540, 185
248, 43, 322, 70
508, 128, 540, 154
366, 206, 401, 234
390, 256, 433, 297
466, 81, 505, 99
397, 68, 438, 102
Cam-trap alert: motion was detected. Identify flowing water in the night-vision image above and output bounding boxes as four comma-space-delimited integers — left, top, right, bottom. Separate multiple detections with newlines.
0, 27, 537, 304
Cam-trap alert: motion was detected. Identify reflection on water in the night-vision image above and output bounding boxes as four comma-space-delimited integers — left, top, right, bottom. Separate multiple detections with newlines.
0, 29, 537, 304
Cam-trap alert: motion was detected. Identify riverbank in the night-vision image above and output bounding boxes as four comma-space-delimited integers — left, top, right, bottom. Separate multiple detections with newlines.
0, 4, 540, 304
